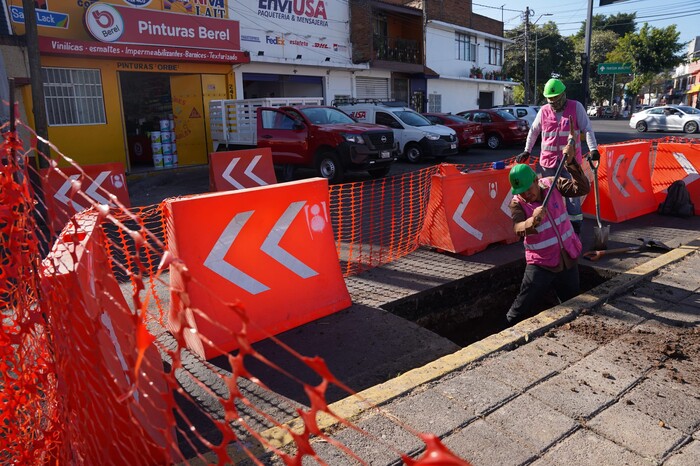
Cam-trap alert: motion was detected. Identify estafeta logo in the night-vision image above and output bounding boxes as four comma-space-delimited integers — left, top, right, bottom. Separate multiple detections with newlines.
85, 4, 124, 42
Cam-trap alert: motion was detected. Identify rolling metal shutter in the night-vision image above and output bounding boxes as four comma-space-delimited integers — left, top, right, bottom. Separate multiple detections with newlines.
356, 77, 389, 100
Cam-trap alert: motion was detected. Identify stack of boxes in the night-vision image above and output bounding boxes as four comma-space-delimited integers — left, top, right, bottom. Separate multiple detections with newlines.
151, 116, 178, 169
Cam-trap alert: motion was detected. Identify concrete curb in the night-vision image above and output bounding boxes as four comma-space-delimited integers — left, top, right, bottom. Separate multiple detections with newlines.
257, 242, 699, 454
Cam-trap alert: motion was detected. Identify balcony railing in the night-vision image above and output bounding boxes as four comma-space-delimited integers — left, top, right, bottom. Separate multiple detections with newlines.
373, 35, 421, 64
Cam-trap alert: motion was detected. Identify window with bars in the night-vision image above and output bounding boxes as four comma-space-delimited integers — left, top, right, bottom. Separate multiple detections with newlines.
428, 94, 442, 113
455, 32, 476, 62
42, 68, 106, 126
485, 40, 502, 66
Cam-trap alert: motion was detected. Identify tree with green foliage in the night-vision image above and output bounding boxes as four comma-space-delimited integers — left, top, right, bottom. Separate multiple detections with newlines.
575, 13, 636, 40
502, 21, 575, 104
608, 23, 686, 104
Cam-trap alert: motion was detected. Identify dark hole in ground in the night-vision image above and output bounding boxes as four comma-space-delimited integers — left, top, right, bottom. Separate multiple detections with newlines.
382, 261, 617, 347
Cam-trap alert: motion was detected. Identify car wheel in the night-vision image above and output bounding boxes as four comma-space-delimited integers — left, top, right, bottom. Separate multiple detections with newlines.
404, 143, 424, 163
316, 151, 344, 184
486, 134, 502, 150
683, 121, 698, 134
368, 165, 391, 179
635, 121, 647, 133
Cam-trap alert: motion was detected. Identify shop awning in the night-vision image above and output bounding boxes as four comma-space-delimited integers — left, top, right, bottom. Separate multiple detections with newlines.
687, 83, 700, 94
411, 65, 440, 79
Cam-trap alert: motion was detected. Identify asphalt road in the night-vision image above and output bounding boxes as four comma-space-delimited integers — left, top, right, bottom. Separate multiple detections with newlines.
127, 117, 700, 206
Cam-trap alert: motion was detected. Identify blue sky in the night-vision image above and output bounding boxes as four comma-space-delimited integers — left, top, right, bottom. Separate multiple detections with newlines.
473, 0, 699, 48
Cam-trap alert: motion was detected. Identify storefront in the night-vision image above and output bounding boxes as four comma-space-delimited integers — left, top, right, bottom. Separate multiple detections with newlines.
10, 1, 248, 171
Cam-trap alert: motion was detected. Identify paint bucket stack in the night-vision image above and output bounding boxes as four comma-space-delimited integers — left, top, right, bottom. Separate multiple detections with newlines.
150, 131, 163, 169
160, 117, 178, 167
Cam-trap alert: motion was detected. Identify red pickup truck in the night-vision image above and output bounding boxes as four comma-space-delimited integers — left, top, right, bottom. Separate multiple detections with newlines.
210, 98, 398, 183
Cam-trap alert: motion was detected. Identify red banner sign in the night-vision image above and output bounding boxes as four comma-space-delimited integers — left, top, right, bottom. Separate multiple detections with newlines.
83, 3, 240, 51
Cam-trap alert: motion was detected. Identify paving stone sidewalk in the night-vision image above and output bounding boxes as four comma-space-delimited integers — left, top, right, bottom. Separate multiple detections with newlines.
289, 249, 700, 465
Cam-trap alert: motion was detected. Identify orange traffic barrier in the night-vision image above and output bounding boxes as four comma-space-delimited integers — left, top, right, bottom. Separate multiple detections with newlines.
41, 212, 177, 463
165, 177, 351, 359
419, 164, 518, 255
209, 148, 277, 192
581, 141, 657, 223
652, 142, 700, 215
41, 162, 130, 232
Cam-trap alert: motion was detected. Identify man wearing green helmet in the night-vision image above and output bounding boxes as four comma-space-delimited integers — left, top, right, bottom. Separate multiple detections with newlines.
515, 78, 599, 235
506, 140, 590, 324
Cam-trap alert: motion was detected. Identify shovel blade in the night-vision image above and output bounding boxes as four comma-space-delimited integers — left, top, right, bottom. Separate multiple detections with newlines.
593, 225, 610, 251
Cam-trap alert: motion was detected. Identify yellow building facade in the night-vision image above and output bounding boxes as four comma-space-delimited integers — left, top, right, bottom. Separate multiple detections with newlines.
11, 1, 248, 171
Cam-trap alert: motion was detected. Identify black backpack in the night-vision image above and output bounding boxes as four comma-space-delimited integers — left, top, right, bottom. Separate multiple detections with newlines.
658, 180, 695, 218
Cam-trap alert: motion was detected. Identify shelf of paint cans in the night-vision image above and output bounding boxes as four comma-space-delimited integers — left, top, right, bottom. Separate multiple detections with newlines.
150, 118, 177, 169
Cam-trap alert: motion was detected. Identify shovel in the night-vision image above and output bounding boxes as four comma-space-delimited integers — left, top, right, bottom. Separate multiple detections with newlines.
588, 156, 610, 250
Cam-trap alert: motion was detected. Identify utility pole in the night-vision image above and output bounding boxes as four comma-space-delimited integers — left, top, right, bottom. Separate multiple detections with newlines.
581, 0, 594, 107
21, 0, 49, 168
524, 7, 531, 104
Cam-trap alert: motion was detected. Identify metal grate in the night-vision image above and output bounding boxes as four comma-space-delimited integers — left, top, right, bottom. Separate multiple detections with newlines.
428, 94, 442, 113
42, 67, 106, 126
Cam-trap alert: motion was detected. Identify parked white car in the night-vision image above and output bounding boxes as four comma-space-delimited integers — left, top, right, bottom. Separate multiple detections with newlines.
495, 105, 540, 126
629, 105, 700, 133
337, 101, 458, 163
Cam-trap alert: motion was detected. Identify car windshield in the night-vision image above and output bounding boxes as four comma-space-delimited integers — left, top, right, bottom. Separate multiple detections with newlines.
444, 115, 471, 124
677, 106, 700, 115
495, 110, 518, 121
395, 110, 432, 127
300, 107, 355, 125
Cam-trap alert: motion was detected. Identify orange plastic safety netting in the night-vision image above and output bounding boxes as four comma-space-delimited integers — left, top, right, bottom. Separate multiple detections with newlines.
1, 119, 475, 465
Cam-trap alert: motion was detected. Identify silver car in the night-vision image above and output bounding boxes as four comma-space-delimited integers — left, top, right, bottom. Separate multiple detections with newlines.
630, 105, 700, 133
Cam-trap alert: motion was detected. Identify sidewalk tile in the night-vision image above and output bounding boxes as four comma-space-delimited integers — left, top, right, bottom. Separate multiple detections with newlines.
665, 440, 700, 466
542, 329, 600, 357
560, 349, 641, 397
484, 393, 577, 452
443, 419, 537, 466
587, 401, 685, 459
437, 366, 517, 417
622, 376, 700, 434
636, 281, 694, 304
530, 430, 649, 466
384, 388, 471, 436
528, 370, 616, 420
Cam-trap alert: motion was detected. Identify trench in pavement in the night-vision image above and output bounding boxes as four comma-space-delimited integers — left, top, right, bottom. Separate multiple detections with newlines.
382, 262, 618, 347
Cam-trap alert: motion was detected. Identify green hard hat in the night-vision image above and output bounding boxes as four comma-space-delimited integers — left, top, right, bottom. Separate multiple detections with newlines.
543, 78, 566, 98
509, 164, 536, 195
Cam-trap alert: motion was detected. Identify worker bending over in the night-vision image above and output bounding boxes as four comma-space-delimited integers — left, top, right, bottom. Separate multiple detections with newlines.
506, 137, 591, 324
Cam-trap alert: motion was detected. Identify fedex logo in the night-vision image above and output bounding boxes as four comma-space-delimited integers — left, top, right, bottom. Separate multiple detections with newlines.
266, 35, 284, 45
349, 111, 366, 119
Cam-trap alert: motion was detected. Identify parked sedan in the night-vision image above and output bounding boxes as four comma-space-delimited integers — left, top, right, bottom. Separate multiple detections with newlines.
630, 105, 700, 133
456, 109, 529, 149
422, 113, 485, 150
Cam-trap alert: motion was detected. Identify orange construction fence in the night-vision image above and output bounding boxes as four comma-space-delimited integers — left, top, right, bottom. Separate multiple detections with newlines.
8, 113, 700, 464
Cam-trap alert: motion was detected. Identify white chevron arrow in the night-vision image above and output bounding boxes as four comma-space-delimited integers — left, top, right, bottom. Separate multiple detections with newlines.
672, 152, 700, 185
500, 188, 514, 217
203, 201, 317, 295
84, 171, 114, 206
54, 175, 83, 211
612, 151, 643, 198
222, 155, 269, 189
452, 187, 484, 240
54, 171, 114, 211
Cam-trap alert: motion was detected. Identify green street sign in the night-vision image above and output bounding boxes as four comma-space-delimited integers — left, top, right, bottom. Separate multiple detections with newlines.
598, 63, 632, 74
